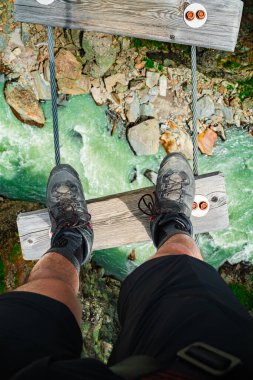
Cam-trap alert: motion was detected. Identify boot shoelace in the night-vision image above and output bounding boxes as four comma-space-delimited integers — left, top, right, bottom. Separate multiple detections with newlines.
138, 173, 189, 218
138, 192, 157, 219
160, 173, 189, 202
50, 197, 91, 233
57, 199, 91, 226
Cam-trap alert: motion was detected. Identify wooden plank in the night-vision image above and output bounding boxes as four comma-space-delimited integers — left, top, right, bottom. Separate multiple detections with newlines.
17, 172, 229, 260
14, 0, 243, 52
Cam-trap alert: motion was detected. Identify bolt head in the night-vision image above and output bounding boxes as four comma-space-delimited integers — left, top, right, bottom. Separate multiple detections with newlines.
196, 10, 205, 19
186, 11, 195, 21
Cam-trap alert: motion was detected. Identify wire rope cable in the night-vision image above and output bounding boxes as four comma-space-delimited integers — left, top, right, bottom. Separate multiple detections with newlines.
191, 45, 200, 245
48, 26, 60, 166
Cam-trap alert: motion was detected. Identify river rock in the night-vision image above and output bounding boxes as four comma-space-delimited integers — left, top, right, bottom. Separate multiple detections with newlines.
138, 88, 150, 104
70, 30, 82, 48
0, 35, 8, 52
57, 75, 91, 95
127, 119, 160, 156
197, 95, 215, 119
140, 103, 155, 117
159, 75, 167, 96
153, 90, 189, 121
82, 32, 120, 78
198, 128, 218, 155
129, 78, 146, 91
149, 86, 159, 96
160, 128, 193, 159
104, 73, 127, 93
31, 71, 51, 100
55, 49, 82, 81
126, 92, 140, 123
242, 98, 253, 111
146, 71, 160, 88
211, 123, 226, 141
222, 107, 234, 124
91, 87, 107, 105
5, 82, 45, 127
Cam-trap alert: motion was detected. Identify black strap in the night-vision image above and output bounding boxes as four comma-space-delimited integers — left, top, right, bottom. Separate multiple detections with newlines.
110, 342, 244, 380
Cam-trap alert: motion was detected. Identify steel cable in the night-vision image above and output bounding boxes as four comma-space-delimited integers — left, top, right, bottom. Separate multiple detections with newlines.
48, 26, 60, 166
191, 45, 200, 245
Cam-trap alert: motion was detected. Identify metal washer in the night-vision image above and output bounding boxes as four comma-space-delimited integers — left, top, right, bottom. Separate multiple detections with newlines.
192, 195, 210, 218
184, 3, 208, 29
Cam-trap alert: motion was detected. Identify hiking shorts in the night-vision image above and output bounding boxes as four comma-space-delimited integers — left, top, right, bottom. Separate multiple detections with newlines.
0, 255, 253, 379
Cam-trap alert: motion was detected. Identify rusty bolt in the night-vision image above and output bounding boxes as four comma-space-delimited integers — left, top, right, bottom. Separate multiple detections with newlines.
199, 201, 208, 210
185, 11, 195, 21
192, 201, 198, 210
196, 10, 205, 19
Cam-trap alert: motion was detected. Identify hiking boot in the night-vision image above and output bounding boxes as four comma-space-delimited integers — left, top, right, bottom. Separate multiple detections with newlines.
139, 153, 195, 248
45, 164, 93, 271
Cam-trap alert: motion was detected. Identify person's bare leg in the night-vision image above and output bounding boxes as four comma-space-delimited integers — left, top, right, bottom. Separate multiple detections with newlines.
14, 164, 94, 326
147, 233, 203, 261
16, 252, 82, 325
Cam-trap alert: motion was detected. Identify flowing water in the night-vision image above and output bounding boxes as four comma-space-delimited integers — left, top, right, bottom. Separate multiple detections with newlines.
0, 83, 252, 280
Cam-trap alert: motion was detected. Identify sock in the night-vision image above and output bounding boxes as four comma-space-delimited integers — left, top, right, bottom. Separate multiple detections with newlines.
46, 228, 90, 272
151, 213, 193, 248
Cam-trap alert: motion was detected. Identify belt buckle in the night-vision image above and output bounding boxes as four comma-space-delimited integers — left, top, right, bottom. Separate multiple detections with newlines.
177, 342, 241, 376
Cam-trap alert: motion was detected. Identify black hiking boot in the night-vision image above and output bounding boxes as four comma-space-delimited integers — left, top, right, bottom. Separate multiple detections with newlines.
45, 164, 93, 271
138, 153, 195, 248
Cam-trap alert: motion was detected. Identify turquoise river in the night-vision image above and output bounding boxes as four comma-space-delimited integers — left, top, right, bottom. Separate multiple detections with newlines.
0, 83, 252, 280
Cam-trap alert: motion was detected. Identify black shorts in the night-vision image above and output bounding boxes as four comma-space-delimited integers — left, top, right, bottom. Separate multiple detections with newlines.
1, 255, 253, 379
109, 255, 253, 367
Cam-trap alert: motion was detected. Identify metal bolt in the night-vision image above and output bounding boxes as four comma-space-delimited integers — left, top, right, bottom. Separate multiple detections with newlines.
192, 201, 198, 210
196, 10, 205, 19
199, 201, 208, 210
186, 11, 195, 21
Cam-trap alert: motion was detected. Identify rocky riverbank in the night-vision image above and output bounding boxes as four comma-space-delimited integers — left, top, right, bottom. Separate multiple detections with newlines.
0, 0, 252, 363
0, 1, 252, 157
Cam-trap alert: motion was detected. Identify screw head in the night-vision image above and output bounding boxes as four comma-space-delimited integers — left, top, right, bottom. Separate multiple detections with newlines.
199, 201, 208, 210
192, 201, 198, 210
186, 11, 195, 21
196, 10, 205, 19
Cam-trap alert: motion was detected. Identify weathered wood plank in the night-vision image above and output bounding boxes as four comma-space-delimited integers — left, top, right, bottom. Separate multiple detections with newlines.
17, 172, 229, 260
14, 0, 243, 51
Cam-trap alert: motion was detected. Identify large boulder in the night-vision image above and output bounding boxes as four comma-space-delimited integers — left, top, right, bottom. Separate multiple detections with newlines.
54, 49, 91, 95
197, 95, 215, 119
127, 119, 160, 156
82, 32, 120, 78
4, 82, 45, 127
55, 49, 82, 81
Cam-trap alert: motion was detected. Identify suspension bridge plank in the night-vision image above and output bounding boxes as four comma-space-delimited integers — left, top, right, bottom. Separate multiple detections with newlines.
14, 0, 243, 51
17, 172, 228, 261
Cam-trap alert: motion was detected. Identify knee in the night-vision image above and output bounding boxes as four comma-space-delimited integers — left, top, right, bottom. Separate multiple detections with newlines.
16, 278, 82, 326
